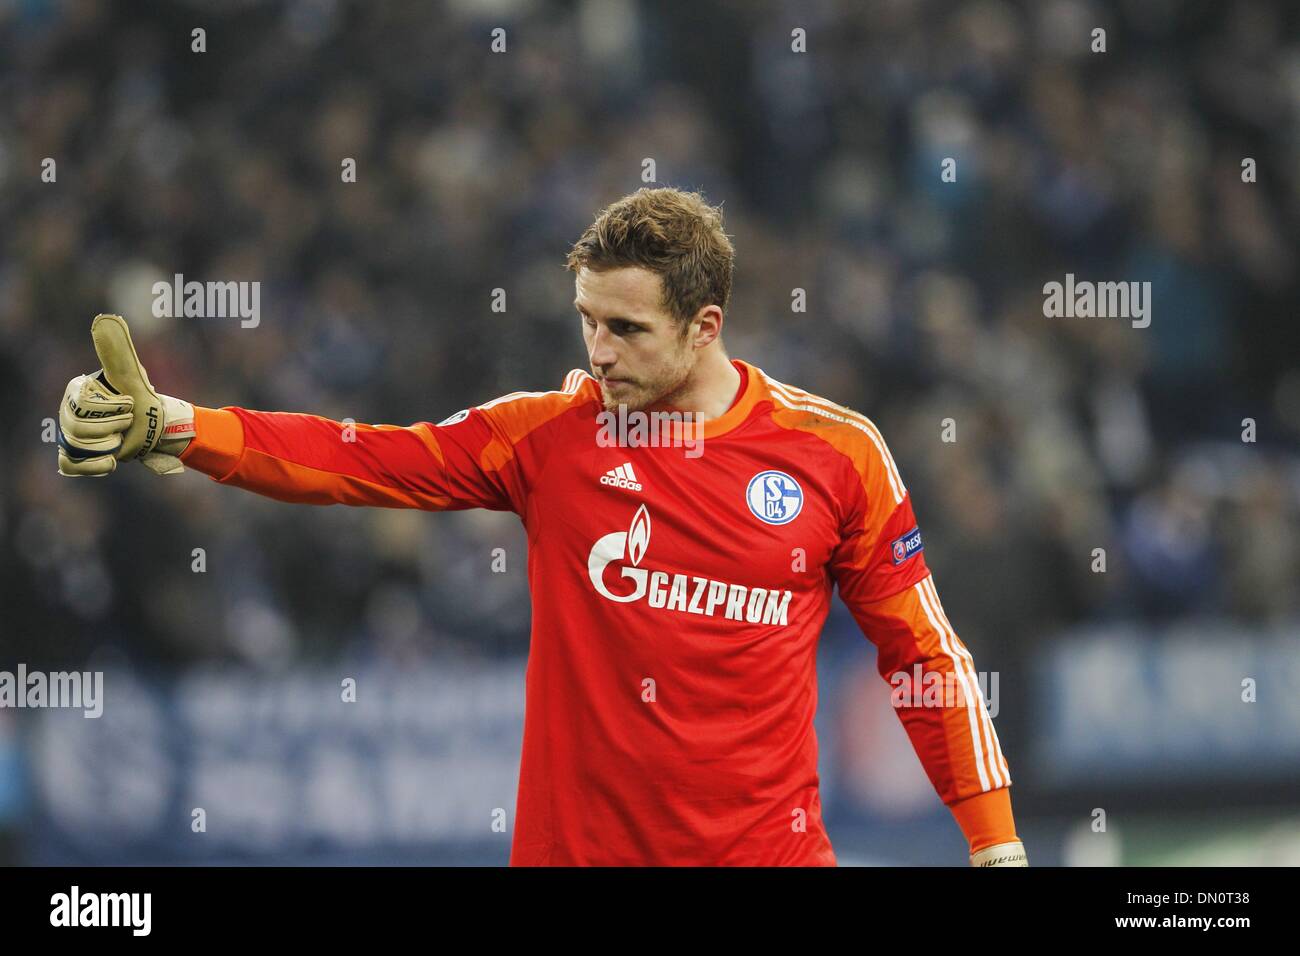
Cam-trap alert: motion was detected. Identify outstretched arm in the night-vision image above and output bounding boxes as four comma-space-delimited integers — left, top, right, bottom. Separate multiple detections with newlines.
179, 404, 522, 512
58, 314, 526, 514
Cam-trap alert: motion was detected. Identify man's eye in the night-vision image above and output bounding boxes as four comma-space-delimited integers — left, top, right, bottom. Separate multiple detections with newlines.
579, 315, 638, 335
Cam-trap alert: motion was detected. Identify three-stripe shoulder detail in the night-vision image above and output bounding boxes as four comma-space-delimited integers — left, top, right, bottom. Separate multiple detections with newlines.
475, 370, 597, 413
563, 368, 597, 394
755, 368, 907, 505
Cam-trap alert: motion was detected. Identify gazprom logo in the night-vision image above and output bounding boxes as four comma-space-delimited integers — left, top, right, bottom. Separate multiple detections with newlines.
746, 470, 803, 525
586, 504, 794, 626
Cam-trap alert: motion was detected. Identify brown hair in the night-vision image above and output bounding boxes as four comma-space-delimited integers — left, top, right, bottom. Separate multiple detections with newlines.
566, 187, 735, 327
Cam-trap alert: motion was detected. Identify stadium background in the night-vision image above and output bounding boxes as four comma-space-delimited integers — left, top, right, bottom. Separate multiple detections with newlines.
1, 0, 1298, 865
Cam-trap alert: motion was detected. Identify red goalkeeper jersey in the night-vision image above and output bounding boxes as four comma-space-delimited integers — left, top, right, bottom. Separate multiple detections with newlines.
179, 359, 1013, 865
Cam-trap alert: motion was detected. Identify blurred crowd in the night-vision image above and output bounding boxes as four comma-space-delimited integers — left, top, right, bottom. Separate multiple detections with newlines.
2, 0, 1297, 690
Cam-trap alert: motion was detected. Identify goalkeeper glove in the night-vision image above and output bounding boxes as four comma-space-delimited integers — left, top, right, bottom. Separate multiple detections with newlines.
57, 314, 196, 477
970, 841, 1028, 867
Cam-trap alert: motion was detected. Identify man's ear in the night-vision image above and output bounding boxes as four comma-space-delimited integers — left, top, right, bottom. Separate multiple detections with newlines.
691, 306, 723, 347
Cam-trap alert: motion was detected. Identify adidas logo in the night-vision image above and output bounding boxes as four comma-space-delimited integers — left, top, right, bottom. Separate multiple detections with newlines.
600, 462, 643, 492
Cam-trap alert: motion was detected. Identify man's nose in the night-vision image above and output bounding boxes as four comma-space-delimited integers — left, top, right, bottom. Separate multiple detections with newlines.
588, 326, 618, 369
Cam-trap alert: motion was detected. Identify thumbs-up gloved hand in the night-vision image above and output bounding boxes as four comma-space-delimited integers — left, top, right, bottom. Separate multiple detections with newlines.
57, 314, 196, 477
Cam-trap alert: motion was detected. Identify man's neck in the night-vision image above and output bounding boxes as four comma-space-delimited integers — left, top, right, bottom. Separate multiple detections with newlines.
650, 350, 743, 422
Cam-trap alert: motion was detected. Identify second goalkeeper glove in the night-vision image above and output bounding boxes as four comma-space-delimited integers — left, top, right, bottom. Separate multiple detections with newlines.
970, 841, 1029, 867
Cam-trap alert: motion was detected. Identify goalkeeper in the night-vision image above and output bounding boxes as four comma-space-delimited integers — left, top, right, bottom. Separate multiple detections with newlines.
56, 189, 1027, 868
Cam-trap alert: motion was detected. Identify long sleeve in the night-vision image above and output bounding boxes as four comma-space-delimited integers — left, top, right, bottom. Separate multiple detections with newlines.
839, 564, 1012, 804
827, 431, 1016, 847
179, 400, 539, 514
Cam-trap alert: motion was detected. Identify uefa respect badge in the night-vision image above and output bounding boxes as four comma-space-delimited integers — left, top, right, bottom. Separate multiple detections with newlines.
890, 526, 924, 564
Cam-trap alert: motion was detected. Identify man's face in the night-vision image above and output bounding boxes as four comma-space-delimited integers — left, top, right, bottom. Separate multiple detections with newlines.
575, 266, 696, 413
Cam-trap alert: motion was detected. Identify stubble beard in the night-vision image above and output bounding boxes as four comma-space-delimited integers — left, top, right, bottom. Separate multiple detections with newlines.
599, 347, 694, 415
